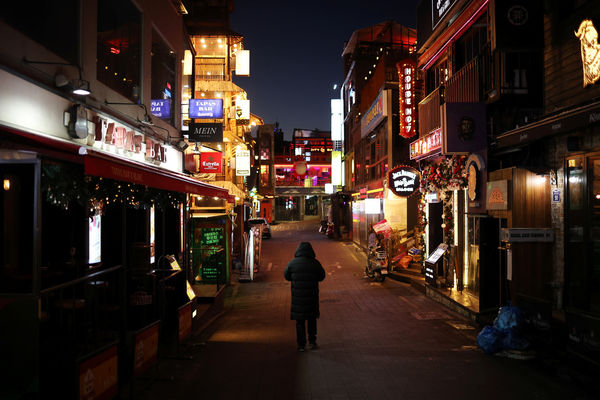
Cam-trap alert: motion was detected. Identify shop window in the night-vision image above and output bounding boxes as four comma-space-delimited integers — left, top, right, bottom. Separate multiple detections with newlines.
97, 0, 141, 102
454, 16, 488, 71
151, 29, 177, 126
426, 59, 448, 95
2, 0, 79, 64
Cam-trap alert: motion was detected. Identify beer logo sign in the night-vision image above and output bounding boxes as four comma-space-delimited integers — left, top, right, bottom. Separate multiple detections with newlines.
388, 166, 420, 197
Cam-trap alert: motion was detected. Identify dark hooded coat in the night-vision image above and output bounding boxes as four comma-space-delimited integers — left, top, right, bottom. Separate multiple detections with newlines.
284, 242, 326, 320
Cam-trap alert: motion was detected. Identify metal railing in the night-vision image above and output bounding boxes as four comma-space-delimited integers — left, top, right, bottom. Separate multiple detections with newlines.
418, 86, 443, 135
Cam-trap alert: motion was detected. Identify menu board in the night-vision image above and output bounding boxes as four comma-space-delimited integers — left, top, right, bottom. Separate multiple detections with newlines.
200, 227, 223, 246
201, 249, 225, 282
424, 243, 448, 286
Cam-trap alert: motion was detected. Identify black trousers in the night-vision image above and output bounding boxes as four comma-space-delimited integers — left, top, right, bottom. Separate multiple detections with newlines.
296, 319, 317, 346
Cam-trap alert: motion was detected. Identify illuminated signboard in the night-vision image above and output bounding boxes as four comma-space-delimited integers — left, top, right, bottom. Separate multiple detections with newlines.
361, 90, 388, 138
235, 99, 250, 124
432, 0, 459, 28
236, 149, 250, 176
399, 61, 416, 138
188, 122, 223, 142
150, 99, 171, 118
575, 20, 600, 87
388, 166, 420, 197
331, 98, 343, 141
199, 152, 223, 173
236, 49, 250, 76
189, 99, 223, 119
410, 128, 442, 160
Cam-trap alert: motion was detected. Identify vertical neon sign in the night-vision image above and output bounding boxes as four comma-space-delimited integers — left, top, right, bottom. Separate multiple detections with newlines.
398, 60, 416, 138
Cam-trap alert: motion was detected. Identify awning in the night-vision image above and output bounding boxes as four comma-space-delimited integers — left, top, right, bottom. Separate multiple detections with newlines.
82, 149, 229, 199
2, 121, 230, 199
209, 180, 247, 199
494, 100, 600, 149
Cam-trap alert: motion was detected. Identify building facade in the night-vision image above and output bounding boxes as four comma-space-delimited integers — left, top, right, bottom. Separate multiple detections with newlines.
340, 21, 418, 248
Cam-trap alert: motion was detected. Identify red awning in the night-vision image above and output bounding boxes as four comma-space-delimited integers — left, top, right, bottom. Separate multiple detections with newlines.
83, 150, 229, 199
2, 125, 230, 199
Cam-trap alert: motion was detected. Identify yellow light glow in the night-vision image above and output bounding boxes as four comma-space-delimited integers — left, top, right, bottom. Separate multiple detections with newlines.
3, 179, 10, 191
213, 197, 219, 200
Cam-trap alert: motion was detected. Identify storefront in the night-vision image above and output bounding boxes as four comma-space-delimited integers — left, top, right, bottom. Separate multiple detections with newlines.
0, 75, 229, 395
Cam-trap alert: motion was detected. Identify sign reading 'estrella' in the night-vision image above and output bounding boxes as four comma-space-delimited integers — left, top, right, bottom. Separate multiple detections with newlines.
189, 99, 223, 119
150, 99, 171, 118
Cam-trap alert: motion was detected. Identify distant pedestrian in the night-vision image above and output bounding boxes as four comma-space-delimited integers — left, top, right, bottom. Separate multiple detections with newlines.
284, 242, 326, 352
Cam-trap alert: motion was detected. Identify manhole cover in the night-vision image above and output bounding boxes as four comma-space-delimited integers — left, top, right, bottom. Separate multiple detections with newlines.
411, 311, 451, 320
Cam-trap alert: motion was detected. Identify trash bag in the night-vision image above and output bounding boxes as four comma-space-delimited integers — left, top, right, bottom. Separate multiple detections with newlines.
494, 303, 523, 332
476, 325, 503, 354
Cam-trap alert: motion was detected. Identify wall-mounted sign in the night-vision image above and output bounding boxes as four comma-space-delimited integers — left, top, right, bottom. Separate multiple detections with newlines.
388, 166, 420, 197
188, 122, 223, 142
410, 128, 442, 160
150, 99, 171, 118
365, 198, 381, 214
93, 116, 166, 164
398, 61, 416, 138
442, 103, 486, 154
236, 149, 250, 176
500, 228, 554, 243
425, 192, 440, 203
199, 152, 222, 173
361, 90, 388, 138
486, 180, 508, 210
189, 99, 223, 119
575, 20, 600, 87
467, 163, 479, 201
432, 0, 459, 28
235, 99, 250, 124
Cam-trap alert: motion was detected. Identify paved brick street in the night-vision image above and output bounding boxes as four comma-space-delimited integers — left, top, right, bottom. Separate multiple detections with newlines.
134, 221, 598, 400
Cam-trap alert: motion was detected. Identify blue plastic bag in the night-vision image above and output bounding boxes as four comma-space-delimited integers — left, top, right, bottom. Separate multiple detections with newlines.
494, 304, 523, 332
477, 325, 503, 354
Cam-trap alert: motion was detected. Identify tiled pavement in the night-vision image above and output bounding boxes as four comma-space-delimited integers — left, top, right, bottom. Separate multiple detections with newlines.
132, 221, 599, 400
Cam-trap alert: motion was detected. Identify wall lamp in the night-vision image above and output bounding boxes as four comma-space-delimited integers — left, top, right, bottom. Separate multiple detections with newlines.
104, 100, 153, 125
23, 58, 91, 95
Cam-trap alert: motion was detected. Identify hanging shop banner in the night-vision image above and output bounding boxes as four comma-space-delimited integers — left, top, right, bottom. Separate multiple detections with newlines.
199, 152, 223, 173
189, 99, 223, 119
235, 99, 250, 125
235, 49, 250, 76
361, 90, 388, 138
398, 60, 416, 138
442, 103, 486, 154
236, 149, 250, 176
410, 128, 442, 160
188, 122, 223, 142
150, 99, 171, 118
388, 166, 420, 197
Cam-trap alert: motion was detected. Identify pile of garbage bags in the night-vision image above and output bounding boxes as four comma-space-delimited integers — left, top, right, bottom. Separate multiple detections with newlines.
477, 303, 530, 354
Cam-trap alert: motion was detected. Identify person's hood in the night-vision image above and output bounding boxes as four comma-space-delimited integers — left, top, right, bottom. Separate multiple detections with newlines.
294, 242, 315, 258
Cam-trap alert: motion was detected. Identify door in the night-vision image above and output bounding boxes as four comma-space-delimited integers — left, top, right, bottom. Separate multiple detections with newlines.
0, 151, 42, 396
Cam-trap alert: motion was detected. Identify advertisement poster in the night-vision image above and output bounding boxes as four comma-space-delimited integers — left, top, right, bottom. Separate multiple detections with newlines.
199, 152, 223, 173
88, 215, 101, 264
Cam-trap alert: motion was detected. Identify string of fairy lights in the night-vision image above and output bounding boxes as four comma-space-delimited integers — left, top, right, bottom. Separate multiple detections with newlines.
42, 164, 184, 217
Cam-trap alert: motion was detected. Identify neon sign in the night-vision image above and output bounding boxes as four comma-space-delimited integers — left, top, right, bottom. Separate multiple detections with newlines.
410, 128, 442, 160
399, 60, 416, 138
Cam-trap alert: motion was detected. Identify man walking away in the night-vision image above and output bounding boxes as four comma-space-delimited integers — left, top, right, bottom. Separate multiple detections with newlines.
284, 242, 326, 352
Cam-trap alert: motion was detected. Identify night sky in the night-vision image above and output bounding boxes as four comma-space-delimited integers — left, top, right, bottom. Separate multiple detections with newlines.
230, 0, 420, 139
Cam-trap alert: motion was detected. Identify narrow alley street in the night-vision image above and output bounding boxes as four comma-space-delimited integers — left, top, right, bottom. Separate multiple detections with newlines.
136, 221, 596, 400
